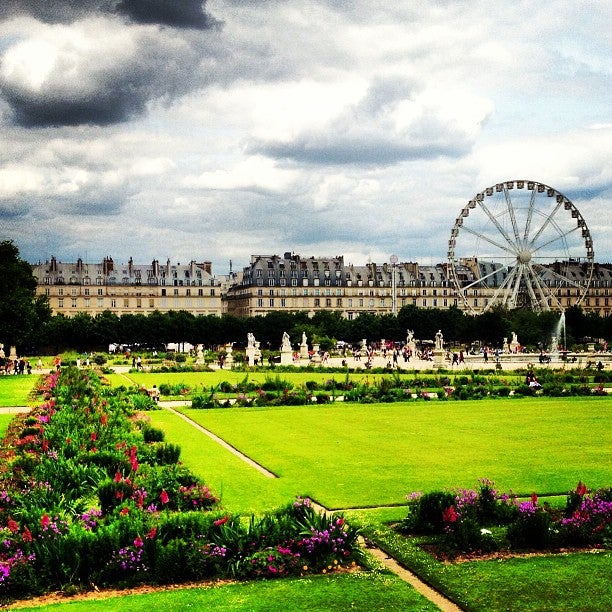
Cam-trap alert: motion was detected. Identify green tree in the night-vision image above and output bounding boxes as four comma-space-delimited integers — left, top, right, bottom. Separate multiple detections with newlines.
0, 240, 51, 352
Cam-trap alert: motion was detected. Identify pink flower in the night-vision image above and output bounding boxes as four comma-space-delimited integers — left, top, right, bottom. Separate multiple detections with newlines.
41, 514, 50, 529
7, 518, 19, 533
214, 516, 229, 527
160, 490, 169, 505
134, 536, 144, 548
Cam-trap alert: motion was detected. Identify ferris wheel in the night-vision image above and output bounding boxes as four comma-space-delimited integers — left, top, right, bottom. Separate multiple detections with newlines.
447, 180, 594, 313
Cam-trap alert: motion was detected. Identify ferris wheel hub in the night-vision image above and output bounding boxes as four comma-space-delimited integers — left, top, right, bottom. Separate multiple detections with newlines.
517, 250, 532, 264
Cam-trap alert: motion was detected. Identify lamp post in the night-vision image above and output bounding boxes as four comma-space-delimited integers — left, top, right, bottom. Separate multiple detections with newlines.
390, 254, 398, 315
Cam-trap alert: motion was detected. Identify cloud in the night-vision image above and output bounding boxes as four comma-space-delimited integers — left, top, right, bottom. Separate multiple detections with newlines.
2, 1, 219, 30
0, 18, 218, 127
248, 77, 492, 166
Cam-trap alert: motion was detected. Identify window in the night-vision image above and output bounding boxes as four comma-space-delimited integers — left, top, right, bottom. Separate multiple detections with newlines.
123, 299, 129, 308
71, 298, 77, 308
84, 298, 90, 308
269, 299, 274, 307
257, 299, 263, 307
314, 298, 320, 307
97, 298, 104, 308
111, 299, 116, 308
58, 298, 64, 308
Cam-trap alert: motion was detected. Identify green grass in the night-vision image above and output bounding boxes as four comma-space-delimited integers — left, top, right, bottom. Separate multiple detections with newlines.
0, 413, 13, 439
14, 571, 437, 611
162, 397, 611, 510
114, 369, 526, 393
354, 513, 612, 612
0, 376, 38, 406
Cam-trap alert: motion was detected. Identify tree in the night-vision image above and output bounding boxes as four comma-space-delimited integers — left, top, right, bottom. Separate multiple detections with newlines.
0, 240, 51, 352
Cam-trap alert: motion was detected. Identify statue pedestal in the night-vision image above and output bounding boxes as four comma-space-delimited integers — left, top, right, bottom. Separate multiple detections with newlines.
311, 343, 322, 364
225, 344, 234, 369
246, 346, 256, 366
280, 350, 293, 365
433, 349, 445, 367
300, 343, 309, 359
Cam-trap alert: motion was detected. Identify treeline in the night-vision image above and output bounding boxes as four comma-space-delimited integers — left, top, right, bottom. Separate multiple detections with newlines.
35, 304, 610, 354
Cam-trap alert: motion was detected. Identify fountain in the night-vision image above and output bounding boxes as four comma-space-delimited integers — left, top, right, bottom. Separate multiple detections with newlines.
555, 311, 566, 353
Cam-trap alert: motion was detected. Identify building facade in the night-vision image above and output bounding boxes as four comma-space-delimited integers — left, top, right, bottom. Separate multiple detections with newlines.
32, 253, 612, 319
32, 256, 223, 317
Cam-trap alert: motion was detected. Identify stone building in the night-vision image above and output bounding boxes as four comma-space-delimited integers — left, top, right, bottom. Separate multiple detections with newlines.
31, 253, 612, 319
31, 256, 223, 317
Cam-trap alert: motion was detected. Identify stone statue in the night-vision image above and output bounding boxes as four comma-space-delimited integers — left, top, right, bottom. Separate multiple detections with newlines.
247, 332, 256, 348
281, 331, 291, 351
406, 329, 414, 344
435, 330, 443, 351
301, 331, 307, 346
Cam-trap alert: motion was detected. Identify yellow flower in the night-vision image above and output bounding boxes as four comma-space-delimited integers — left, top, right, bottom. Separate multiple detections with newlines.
302, 565, 308, 571
333, 559, 338, 565
322, 569, 327, 574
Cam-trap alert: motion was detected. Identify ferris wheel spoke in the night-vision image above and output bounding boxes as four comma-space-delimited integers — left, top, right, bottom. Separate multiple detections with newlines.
503, 187, 522, 245
530, 225, 579, 256
459, 224, 517, 256
528, 199, 564, 246
523, 187, 537, 242
508, 265, 525, 308
486, 266, 519, 308
459, 262, 512, 292
479, 200, 518, 250
526, 264, 558, 310
531, 263, 588, 292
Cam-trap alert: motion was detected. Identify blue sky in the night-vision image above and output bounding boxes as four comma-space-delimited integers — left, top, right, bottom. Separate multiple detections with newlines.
0, 0, 609, 273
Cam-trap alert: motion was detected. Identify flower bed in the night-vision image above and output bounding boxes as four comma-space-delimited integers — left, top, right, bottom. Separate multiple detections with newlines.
400, 479, 612, 559
0, 369, 362, 601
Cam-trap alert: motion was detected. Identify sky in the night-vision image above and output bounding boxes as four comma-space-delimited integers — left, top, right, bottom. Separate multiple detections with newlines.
0, 0, 610, 275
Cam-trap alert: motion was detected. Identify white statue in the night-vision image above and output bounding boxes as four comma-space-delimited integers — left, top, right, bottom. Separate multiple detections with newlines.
247, 332, 256, 348
435, 330, 443, 351
406, 329, 414, 344
301, 331, 307, 345
281, 331, 291, 351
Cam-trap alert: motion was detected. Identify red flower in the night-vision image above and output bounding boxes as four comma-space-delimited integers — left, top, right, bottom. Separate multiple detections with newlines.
160, 490, 169, 505
114, 471, 122, 483
134, 536, 144, 548
147, 527, 157, 539
41, 514, 50, 529
576, 481, 587, 496
90, 432, 97, 441
101, 414, 108, 426
214, 516, 229, 527
442, 506, 458, 523
22, 526, 32, 542
120, 507, 129, 516
530, 492, 538, 505
66, 438, 71, 445
7, 518, 19, 533
41, 439, 49, 452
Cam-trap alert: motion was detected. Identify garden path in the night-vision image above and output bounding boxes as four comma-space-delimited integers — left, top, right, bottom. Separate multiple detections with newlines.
160, 403, 277, 478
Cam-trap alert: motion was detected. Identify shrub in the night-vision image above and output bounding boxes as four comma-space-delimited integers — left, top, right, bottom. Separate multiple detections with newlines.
402, 491, 457, 534
142, 426, 165, 443
506, 496, 556, 549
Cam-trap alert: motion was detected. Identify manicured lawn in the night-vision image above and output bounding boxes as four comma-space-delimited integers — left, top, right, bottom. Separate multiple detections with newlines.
0, 413, 13, 439
14, 571, 438, 611
353, 510, 612, 612
158, 397, 611, 510
0, 375, 38, 406
116, 369, 525, 393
